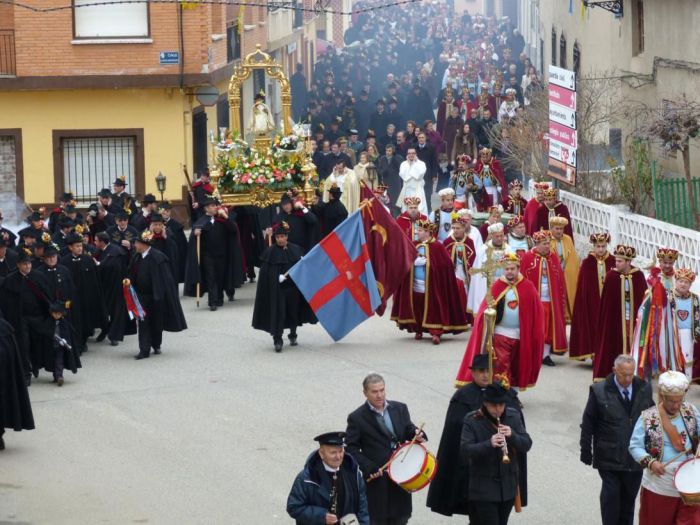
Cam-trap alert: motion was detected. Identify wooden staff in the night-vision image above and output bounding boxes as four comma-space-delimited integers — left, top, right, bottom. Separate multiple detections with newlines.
196, 234, 201, 308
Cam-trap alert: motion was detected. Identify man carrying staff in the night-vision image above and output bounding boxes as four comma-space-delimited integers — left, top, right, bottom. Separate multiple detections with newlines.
580, 354, 654, 525
461, 383, 532, 525
287, 431, 369, 525
629, 370, 700, 525
456, 253, 544, 390
252, 222, 316, 353
345, 373, 426, 525
428, 355, 525, 518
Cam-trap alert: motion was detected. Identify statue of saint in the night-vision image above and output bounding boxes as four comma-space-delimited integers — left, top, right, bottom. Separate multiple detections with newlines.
249, 91, 276, 136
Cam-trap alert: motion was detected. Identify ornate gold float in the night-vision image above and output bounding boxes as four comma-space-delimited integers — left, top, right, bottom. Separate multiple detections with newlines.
210, 45, 318, 207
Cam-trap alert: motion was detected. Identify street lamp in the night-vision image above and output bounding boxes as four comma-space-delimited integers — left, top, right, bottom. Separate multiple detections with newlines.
155, 171, 167, 202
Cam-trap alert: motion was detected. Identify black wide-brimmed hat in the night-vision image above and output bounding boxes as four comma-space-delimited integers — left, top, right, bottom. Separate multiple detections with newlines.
483, 383, 508, 404
65, 232, 83, 245
470, 354, 490, 370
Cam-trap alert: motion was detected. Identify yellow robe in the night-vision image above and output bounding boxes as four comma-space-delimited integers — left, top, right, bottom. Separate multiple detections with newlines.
551, 234, 579, 322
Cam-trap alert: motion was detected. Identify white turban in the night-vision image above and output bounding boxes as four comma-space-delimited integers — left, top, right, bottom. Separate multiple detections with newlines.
487, 222, 504, 234
457, 209, 473, 219
438, 188, 456, 198
658, 371, 689, 396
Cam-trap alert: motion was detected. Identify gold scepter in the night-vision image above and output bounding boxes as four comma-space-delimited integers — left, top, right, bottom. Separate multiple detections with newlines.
196, 234, 201, 308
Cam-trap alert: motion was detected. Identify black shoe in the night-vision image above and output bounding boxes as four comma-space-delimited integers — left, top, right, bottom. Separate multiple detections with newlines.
110, 340, 119, 347
0, 436, 5, 451
542, 355, 556, 367
134, 353, 149, 360
153, 348, 162, 355
227, 294, 235, 302
289, 335, 298, 346
217, 300, 224, 306
248, 276, 256, 283
209, 305, 218, 311
96, 330, 107, 342
56, 377, 64, 387
274, 341, 283, 353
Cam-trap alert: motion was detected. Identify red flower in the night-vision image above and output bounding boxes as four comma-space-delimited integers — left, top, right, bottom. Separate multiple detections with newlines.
650, 448, 660, 457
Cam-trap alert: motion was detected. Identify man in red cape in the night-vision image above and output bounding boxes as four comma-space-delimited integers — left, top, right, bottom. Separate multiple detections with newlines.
503, 179, 528, 216
520, 230, 569, 365
569, 233, 614, 360
533, 188, 574, 240
443, 211, 476, 323
524, 181, 549, 235
474, 147, 507, 209
391, 219, 468, 345
455, 252, 544, 389
396, 196, 427, 243
592, 245, 648, 381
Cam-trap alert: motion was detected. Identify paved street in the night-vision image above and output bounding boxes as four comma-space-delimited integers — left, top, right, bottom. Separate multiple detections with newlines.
1, 282, 699, 525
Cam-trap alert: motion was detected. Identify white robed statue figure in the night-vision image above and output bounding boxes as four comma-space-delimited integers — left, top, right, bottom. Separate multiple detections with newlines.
249, 91, 276, 136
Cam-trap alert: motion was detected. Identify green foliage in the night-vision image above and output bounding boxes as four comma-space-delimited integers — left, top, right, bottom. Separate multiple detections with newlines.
609, 139, 654, 214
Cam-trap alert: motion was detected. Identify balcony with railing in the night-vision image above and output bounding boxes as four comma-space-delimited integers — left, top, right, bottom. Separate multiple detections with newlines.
0, 29, 16, 76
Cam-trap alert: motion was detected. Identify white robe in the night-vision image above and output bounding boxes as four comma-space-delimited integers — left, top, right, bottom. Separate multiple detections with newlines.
397, 159, 428, 216
323, 168, 360, 213
466, 240, 514, 314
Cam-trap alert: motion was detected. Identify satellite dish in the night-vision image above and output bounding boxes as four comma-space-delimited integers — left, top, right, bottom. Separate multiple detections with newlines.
195, 85, 219, 107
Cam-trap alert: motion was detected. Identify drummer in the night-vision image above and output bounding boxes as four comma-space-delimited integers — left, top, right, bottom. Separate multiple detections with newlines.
346, 373, 427, 525
629, 370, 700, 525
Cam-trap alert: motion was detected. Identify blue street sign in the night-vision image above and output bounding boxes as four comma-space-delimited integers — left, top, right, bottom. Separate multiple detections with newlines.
159, 51, 180, 65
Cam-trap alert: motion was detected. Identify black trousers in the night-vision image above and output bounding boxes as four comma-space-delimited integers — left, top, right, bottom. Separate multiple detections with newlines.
203, 255, 226, 306
137, 297, 164, 355
469, 500, 514, 525
19, 315, 46, 379
598, 469, 642, 525
272, 286, 300, 344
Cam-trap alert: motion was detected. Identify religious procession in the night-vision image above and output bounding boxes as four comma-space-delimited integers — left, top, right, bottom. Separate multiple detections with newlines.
1, 0, 700, 524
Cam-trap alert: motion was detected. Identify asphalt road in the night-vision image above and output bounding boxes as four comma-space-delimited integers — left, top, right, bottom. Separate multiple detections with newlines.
1, 282, 699, 525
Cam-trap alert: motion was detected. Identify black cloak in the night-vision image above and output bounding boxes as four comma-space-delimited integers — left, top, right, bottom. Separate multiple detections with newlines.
165, 218, 188, 283
426, 384, 527, 516
252, 243, 317, 335
234, 206, 265, 272
31, 317, 81, 376
0, 318, 35, 432
184, 215, 245, 298
94, 243, 136, 341
150, 235, 179, 285
313, 198, 348, 237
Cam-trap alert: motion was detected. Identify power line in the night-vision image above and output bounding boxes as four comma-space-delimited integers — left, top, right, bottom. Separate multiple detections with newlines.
1, 0, 422, 16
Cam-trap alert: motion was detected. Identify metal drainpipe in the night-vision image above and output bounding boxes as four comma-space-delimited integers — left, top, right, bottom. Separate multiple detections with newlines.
178, 2, 185, 90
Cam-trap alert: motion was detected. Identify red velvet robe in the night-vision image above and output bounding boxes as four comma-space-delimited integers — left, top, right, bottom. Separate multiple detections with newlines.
504, 195, 528, 216
390, 239, 468, 335
474, 158, 507, 209
592, 268, 648, 381
396, 212, 427, 243
569, 253, 614, 360
523, 198, 541, 235
455, 275, 545, 389
533, 202, 574, 240
520, 250, 569, 354
443, 234, 476, 321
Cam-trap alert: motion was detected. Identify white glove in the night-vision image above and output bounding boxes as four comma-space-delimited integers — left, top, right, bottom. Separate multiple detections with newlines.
414, 256, 427, 266
278, 274, 287, 283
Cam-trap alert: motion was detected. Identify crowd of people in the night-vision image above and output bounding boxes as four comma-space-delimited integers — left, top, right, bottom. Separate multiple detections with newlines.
1, 3, 699, 525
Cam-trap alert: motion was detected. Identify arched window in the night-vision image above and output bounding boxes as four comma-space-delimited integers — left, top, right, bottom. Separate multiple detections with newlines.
559, 34, 567, 69
551, 27, 557, 66
573, 41, 581, 77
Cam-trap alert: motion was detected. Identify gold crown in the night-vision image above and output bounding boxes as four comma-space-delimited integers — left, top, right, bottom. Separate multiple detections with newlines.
657, 247, 679, 263
549, 216, 569, 227
534, 182, 551, 190
507, 215, 523, 228
503, 252, 520, 264
675, 268, 696, 283
404, 196, 422, 206
479, 147, 492, 156
451, 211, 469, 225
589, 232, 610, 244
508, 179, 523, 189
532, 229, 552, 242
488, 205, 503, 215
614, 244, 636, 260
416, 219, 437, 233
543, 188, 558, 198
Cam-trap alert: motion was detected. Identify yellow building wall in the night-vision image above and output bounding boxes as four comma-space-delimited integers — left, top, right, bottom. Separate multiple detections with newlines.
0, 88, 192, 205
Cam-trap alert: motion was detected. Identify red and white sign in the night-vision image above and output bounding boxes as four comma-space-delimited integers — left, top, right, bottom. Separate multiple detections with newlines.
549, 139, 577, 168
549, 103, 577, 130
548, 84, 577, 111
548, 157, 577, 186
548, 122, 578, 149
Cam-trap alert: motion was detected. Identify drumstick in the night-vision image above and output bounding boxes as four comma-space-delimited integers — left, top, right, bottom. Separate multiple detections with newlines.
662, 449, 692, 467
400, 422, 425, 463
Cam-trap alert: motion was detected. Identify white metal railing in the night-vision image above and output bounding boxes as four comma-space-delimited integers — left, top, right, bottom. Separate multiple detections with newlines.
558, 189, 700, 275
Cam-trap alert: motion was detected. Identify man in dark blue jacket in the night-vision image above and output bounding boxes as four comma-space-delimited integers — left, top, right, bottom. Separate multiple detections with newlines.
287, 431, 369, 525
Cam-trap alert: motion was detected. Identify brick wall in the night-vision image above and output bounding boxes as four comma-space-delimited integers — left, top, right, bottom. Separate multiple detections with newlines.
12, 2, 228, 77
0, 3, 13, 29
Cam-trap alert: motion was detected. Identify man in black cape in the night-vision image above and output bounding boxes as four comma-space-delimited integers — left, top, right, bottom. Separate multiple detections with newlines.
32, 300, 81, 386
252, 222, 316, 352
427, 354, 527, 517
0, 250, 52, 385
93, 232, 135, 346
0, 211, 17, 249
311, 184, 348, 237
106, 211, 139, 253
234, 205, 265, 283
130, 193, 157, 232
0, 315, 35, 450
127, 231, 187, 360
112, 176, 137, 217
47, 192, 77, 234
273, 193, 320, 253
185, 199, 245, 310
160, 202, 187, 283
51, 216, 75, 257
148, 213, 180, 282
60, 232, 108, 354
0, 239, 18, 279
37, 244, 75, 307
